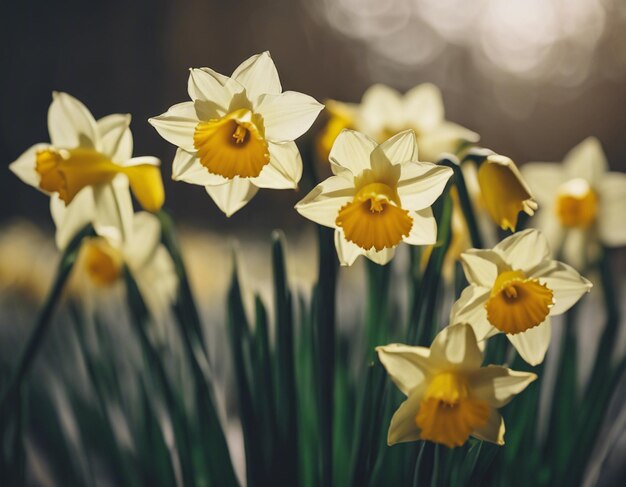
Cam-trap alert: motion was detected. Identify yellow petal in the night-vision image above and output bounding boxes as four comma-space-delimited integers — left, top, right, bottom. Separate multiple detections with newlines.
124, 165, 165, 212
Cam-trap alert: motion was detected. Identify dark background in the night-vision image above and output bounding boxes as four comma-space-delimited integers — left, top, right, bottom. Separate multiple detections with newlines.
2, 0, 625, 233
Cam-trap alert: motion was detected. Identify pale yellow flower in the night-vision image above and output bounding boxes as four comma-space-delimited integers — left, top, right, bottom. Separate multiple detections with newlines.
296, 129, 453, 266
521, 137, 626, 269
377, 324, 536, 448
149, 52, 323, 216
9, 92, 164, 250
450, 229, 592, 365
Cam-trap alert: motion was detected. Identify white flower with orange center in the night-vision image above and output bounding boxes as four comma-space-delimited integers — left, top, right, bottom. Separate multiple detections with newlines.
377, 324, 536, 448
450, 229, 592, 365
9, 92, 165, 250
295, 129, 453, 266
521, 137, 626, 270
148, 51, 324, 217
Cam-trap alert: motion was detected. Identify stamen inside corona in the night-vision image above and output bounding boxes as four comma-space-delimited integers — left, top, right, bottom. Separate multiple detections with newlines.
335, 182, 412, 251
554, 178, 598, 228
193, 108, 270, 179
485, 270, 554, 334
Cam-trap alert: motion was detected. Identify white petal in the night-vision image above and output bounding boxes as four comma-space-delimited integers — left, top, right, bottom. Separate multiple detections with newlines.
561, 228, 588, 271
520, 162, 564, 206
232, 52, 282, 101
469, 365, 537, 408
254, 141, 302, 189
598, 173, 626, 246
148, 102, 198, 152
387, 387, 425, 445
133, 245, 178, 321
123, 212, 162, 268
495, 229, 551, 273
506, 319, 551, 366
459, 249, 500, 287
365, 246, 396, 265
9, 143, 49, 189
172, 148, 226, 186
416, 122, 479, 163
187, 67, 243, 110
205, 179, 259, 217
334, 230, 363, 266
295, 176, 355, 227
121, 156, 160, 168
375, 129, 418, 165
563, 137, 607, 186
472, 410, 505, 446
397, 162, 453, 210
50, 190, 95, 250
256, 91, 323, 142
534, 261, 592, 315
358, 84, 403, 136
403, 208, 437, 245
329, 129, 377, 177
449, 286, 493, 340
92, 176, 134, 243
97, 114, 133, 162
403, 83, 444, 132
429, 323, 483, 370
48, 92, 99, 149
376, 344, 432, 396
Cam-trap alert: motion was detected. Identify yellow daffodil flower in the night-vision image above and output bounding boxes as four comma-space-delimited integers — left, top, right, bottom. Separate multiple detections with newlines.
295, 129, 453, 266
317, 83, 479, 164
450, 229, 592, 365
521, 137, 626, 270
377, 324, 536, 448
9, 92, 164, 249
477, 154, 537, 232
149, 51, 324, 217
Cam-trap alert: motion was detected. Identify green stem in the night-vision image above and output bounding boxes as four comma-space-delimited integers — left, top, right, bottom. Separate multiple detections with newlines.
365, 260, 392, 358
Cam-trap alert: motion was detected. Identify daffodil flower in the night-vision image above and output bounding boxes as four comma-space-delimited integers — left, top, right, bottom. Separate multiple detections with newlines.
377, 324, 536, 448
71, 211, 177, 332
450, 229, 592, 365
296, 129, 453, 266
9, 92, 164, 250
521, 137, 626, 270
149, 51, 324, 217
476, 154, 537, 232
318, 83, 479, 164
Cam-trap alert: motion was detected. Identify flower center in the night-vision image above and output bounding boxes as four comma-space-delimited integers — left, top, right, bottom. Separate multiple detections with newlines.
485, 270, 554, 334
554, 178, 598, 228
335, 182, 412, 251
81, 238, 123, 287
35, 147, 164, 211
193, 108, 270, 179
415, 371, 490, 448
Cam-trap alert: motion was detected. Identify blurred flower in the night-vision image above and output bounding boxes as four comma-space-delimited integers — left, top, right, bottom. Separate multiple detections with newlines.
149, 51, 323, 217
71, 212, 177, 328
317, 83, 479, 164
521, 137, 626, 270
296, 129, 452, 266
476, 154, 537, 232
451, 229, 591, 365
377, 323, 536, 448
9, 92, 164, 249
316, 99, 358, 163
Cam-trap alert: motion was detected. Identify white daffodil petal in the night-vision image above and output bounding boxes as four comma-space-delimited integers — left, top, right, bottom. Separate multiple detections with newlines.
295, 176, 355, 228
417, 122, 480, 163
469, 366, 537, 408
329, 129, 377, 177
123, 212, 162, 268
51, 191, 95, 250
598, 173, 626, 247
535, 261, 592, 315
449, 286, 493, 340
376, 344, 432, 396
472, 410, 505, 446
563, 137, 608, 186
172, 148, 227, 186
506, 319, 551, 366
429, 323, 483, 370
48, 92, 99, 149
397, 162, 453, 210
495, 229, 551, 273
561, 228, 588, 271
359, 84, 403, 136
92, 176, 134, 243
133, 245, 178, 322
334, 230, 363, 266
404, 208, 437, 245
205, 179, 259, 217
148, 101, 198, 152
403, 83, 444, 132
460, 249, 501, 287
187, 67, 242, 110
9, 143, 49, 189
97, 114, 133, 163
254, 141, 302, 189
365, 246, 396, 265
376, 129, 418, 165
256, 91, 323, 142
387, 388, 424, 446
520, 162, 564, 206
232, 51, 282, 101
